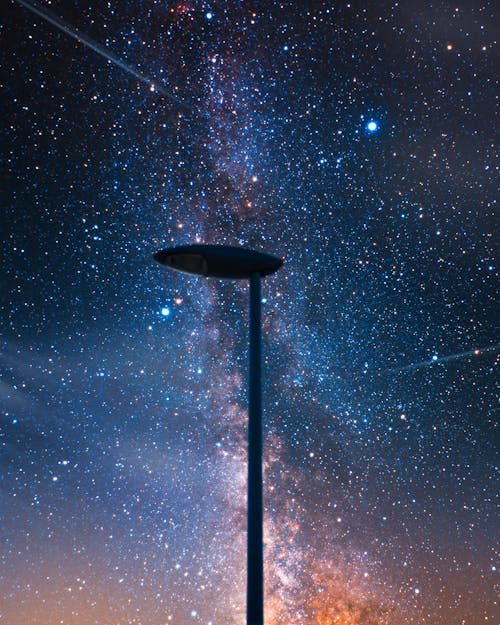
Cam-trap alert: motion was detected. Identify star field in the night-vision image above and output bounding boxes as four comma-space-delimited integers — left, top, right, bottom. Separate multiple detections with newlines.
1, 1, 498, 624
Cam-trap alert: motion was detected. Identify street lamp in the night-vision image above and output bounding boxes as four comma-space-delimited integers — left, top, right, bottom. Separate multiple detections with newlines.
153, 244, 283, 625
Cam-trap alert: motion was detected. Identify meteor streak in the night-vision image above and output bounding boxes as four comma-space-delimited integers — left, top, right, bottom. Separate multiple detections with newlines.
14, 0, 192, 112
390, 343, 500, 372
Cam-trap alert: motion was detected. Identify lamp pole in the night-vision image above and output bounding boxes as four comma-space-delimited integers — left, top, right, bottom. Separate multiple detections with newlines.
153, 244, 283, 625
247, 271, 263, 624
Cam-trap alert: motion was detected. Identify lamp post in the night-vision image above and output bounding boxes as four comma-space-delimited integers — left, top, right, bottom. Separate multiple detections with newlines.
153, 244, 283, 625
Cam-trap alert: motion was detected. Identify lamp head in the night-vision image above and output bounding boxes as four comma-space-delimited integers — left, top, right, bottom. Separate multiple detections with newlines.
154, 244, 283, 279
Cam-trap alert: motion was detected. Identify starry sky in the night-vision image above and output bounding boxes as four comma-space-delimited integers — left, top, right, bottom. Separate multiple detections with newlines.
1, 1, 498, 624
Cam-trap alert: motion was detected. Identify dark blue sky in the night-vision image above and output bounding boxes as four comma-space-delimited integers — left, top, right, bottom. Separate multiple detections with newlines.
1, 1, 498, 623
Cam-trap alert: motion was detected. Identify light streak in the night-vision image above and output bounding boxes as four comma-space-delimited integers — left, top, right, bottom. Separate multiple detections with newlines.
390, 343, 500, 372
14, 0, 193, 112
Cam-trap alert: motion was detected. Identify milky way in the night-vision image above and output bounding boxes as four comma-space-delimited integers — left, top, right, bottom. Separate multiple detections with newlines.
1, 1, 498, 624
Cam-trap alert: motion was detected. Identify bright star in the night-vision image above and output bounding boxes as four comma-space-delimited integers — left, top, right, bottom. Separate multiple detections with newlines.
366, 120, 378, 132
161, 307, 171, 317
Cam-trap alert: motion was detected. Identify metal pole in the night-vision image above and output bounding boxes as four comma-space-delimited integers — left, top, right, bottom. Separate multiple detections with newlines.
247, 272, 263, 625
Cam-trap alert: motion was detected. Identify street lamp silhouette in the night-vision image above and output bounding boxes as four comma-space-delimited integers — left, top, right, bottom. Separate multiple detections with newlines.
153, 244, 283, 625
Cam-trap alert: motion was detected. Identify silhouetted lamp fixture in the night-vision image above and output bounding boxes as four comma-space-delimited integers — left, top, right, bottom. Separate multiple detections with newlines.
153, 244, 283, 625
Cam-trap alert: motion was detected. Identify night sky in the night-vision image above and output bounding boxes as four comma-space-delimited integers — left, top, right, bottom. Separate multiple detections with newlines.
1, 1, 498, 624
